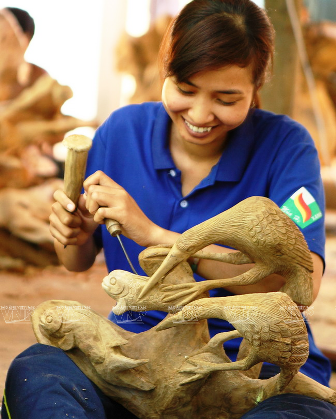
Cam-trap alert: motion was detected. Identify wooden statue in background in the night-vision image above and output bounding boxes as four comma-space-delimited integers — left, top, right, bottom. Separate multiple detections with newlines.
115, 15, 172, 103
31, 197, 336, 418
0, 10, 97, 270
293, 20, 336, 167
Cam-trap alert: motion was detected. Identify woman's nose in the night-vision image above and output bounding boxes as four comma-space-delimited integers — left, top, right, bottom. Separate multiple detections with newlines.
187, 97, 215, 125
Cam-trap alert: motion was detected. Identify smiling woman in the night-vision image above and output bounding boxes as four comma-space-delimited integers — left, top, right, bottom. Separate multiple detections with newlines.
0, 0, 264, 122
162, 66, 255, 146
1, 1, 334, 418
161, 65, 257, 197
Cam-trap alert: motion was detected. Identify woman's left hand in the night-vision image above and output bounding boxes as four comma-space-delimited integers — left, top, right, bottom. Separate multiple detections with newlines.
83, 171, 162, 247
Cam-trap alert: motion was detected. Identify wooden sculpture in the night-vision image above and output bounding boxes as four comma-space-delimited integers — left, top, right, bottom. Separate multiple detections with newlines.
115, 15, 172, 104
36, 301, 153, 390
157, 292, 309, 391
102, 244, 208, 315
139, 196, 313, 307
31, 197, 336, 418
0, 73, 97, 154
0, 178, 63, 245
0, 12, 97, 269
0, 9, 28, 102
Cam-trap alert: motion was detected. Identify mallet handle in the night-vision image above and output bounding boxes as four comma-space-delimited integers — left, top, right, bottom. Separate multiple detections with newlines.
63, 134, 122, 238
63, 134, 92, 208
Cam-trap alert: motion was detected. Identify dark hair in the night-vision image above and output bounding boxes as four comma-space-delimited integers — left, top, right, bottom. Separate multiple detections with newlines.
159, 0, 274, 89
6, 7, 35, 40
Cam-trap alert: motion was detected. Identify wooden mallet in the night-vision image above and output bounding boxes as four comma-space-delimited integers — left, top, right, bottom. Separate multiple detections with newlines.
63, 134, 92, 209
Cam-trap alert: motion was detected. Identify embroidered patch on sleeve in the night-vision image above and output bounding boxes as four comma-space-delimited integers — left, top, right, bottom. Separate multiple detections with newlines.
280, 187, 322, 229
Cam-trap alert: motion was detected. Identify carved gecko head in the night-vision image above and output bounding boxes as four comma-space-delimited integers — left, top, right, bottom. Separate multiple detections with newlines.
102, 270, 130, 299
39, 308, 64, 336
103, 270, 147, 315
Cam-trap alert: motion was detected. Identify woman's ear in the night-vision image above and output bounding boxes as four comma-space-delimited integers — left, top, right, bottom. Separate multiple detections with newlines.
252, 91, 261, 109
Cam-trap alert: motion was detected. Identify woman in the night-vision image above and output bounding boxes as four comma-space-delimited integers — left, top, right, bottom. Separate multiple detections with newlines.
3, 1, 336, 418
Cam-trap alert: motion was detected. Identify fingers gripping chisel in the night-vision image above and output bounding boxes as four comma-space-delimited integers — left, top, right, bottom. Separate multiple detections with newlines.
62, 134, 137, 274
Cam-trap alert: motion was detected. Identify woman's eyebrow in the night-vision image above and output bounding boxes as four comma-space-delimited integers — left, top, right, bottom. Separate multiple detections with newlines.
183, 80, 243, 95
217, 89, 244, 94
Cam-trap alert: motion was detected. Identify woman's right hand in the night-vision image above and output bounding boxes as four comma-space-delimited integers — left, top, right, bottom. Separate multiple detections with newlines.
49, 189, 99, 247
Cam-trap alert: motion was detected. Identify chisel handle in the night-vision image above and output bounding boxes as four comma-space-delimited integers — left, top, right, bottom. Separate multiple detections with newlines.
105, 219, 122, 237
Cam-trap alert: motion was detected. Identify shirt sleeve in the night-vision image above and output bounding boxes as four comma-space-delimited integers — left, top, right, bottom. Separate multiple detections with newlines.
267, 121, 325, 264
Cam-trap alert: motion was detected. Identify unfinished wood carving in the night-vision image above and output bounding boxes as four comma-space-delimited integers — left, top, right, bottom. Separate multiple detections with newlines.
0, 74, 97, 154
115, 15, 172, 104
0, 179, 63, 244
31, 197, 336, 418
0, 11, 97, 269
139, 196, 314, 307
102, 245, 207, 315
156, 292, 309, 391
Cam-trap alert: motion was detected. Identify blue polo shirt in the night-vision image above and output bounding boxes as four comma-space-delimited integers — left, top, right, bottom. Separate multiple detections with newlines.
85, 102, 330, 385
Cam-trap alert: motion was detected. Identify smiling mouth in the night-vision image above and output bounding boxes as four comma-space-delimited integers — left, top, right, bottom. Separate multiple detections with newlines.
184, 119, 214, 134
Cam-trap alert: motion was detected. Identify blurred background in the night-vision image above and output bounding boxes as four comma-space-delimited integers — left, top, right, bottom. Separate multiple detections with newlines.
0, 0, 335, 396
0, 0, 208, 123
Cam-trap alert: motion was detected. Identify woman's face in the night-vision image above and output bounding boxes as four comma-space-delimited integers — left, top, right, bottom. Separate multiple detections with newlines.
162, 65, 255, 148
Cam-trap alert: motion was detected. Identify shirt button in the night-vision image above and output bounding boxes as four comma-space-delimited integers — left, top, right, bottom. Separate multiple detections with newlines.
180, 200, 188, 208
169, 169, 176, 177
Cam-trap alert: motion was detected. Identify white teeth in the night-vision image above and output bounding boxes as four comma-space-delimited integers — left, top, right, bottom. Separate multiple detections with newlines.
185, 120, 212, 133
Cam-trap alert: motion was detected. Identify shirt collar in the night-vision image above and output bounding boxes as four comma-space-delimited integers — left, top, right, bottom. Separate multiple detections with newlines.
152, 104, 255, 182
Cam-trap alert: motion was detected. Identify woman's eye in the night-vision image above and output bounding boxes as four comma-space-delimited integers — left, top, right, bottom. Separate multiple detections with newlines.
177, 85, 194, 95
218, 99, 237, 106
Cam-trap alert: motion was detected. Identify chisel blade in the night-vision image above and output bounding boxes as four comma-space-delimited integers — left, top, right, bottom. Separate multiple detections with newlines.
115, 233, 138, 275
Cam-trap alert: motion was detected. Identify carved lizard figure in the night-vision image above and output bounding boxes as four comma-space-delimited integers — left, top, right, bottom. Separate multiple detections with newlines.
32, 300, 153, 391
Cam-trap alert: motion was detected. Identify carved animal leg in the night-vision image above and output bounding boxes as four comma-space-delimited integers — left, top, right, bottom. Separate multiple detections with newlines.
280, 268, 313, 307
188, 330, 242, 359
178, 350, 228, 385
177, 331, 243, 385
96, 349, 149, 380
277, 370, 297, 392
140, 247, 252, 276
237, 338, 263, 379
179, 354, 252, 385
177, 366, 212, 386
185, 350, 258, 377
192, 250, 253, 265
161, 265, 273, 306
